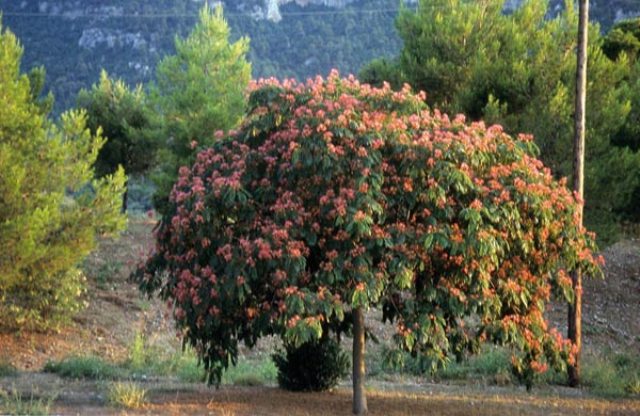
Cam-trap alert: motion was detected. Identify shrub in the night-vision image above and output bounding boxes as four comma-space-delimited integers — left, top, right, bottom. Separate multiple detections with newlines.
273, 338, 349, 391
43, 356, 123, 380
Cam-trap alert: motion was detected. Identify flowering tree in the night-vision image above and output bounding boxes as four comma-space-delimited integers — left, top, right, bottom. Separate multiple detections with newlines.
135, 72, 602, 414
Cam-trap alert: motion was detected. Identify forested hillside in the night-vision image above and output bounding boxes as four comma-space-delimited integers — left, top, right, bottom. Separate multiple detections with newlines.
1, 0, 637, 113
0, 0, 402, 113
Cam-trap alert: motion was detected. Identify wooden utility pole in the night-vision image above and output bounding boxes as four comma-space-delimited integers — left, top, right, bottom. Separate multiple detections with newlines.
569, 0, 589, 387
352, 307, 368, 415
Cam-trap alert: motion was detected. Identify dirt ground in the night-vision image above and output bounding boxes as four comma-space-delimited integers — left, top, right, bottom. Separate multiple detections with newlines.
3, 373, 640, 416
1, 218, 639, 415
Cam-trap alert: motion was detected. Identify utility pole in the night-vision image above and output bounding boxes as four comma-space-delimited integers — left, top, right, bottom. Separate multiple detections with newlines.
569, 0, 589, 388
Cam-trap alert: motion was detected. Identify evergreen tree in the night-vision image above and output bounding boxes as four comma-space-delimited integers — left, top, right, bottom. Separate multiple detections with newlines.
602, 18, 640, 61
77, 71, 155, 210
0, 21, 126, 330
602, 18, 640, 220
149, 4, 251, 215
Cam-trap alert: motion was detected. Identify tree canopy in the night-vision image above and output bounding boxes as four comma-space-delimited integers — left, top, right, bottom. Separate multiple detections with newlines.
135, 73, 602, 412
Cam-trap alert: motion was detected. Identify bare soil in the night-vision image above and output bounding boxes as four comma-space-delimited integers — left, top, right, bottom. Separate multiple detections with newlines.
1, 218, 639, 415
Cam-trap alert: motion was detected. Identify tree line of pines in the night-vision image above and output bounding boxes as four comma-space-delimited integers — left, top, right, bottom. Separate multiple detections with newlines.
2, 1, 639, 414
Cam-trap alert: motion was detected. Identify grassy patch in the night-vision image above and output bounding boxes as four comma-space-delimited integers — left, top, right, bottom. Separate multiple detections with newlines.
0, 387, 55, 415
172, 352, 207, 383
222, 355, 277, 387
380, 345, 512, 385
582, 352, 640, 398
107, 381, 147, 409
122, 331, 206, 382
377, 344, 640, 397
43, 356, 123, 380
437, 348, 512, 384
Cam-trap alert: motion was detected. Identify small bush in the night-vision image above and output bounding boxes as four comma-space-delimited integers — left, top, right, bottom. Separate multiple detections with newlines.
43, 356, 123, 380
273, 338, 349, 392
107, 381, 147, 409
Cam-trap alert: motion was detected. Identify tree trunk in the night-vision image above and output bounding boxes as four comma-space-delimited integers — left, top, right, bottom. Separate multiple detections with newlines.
352, 307, 368, 415
569, 0, 589, 388
122, 184, 129, 213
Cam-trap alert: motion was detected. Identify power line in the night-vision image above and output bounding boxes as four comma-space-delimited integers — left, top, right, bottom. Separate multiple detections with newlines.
1, 8, 403, 19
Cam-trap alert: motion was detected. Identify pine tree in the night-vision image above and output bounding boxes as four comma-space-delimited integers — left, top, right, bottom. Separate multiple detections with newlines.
0, 21, 126, 330
149, 4, 251, 215
77, 70, 155, 210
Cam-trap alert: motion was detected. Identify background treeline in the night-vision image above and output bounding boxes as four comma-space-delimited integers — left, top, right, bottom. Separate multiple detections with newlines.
1, 0, 638, 114
0, 0, 401, 114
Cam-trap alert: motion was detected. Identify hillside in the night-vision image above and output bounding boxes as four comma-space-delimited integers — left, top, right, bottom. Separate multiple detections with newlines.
0, 0, 402, 113
0, 0, 639, 113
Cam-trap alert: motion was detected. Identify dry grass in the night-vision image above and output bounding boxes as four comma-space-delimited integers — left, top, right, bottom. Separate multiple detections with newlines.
107, 381, 147, 409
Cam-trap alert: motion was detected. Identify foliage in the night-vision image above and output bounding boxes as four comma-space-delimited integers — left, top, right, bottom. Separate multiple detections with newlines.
0, 20, 127, 330
601, 19, 640, 221
106, 382, 147, 409
361, 0, 640, 242
149, 4, 251, 215
122, 331, 207, 382
126, 176, 156, 213
134, 73, 602, 396
603, 18, 640, 62
77, 71, 156, 209
43, 356, 124, 380
273, 337, 349, 391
